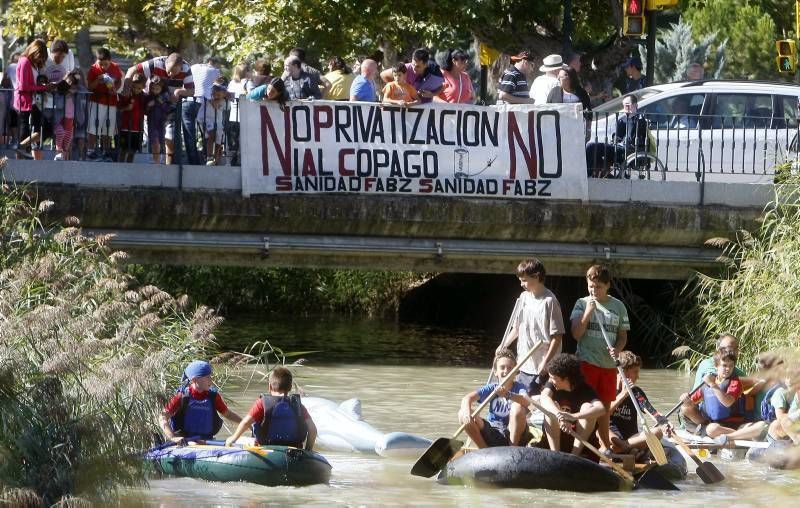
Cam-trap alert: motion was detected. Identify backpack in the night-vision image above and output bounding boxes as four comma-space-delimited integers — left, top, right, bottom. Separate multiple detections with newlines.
760, 383, 786, 423
252, 394, 308, 447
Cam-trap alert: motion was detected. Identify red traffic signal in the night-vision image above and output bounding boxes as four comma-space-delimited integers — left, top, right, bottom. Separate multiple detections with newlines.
623, 0, 646, 37
627, 0, 642, 15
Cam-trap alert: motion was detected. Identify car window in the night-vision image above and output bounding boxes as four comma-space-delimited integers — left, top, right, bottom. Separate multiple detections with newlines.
593, 87, 665, 113
640, 93, 705, 129
712, 94, 772, 128
777, 95, 799, 129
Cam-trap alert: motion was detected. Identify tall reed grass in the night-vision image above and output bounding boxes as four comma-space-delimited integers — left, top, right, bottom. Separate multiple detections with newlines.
0, 158, 223, 505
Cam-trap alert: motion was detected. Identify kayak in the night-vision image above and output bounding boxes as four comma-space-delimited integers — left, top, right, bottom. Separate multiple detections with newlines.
440, 446, 623, 492
144, 441, 332, 486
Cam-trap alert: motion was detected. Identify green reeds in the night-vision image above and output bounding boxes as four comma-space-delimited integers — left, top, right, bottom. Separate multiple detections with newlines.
0, 158, 221, 504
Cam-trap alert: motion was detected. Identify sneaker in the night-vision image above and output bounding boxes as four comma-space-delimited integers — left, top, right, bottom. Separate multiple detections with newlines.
53, 152, 64, 161
101, 154, 114, 162
86, 150, 99, 160
205, 158, 216, 166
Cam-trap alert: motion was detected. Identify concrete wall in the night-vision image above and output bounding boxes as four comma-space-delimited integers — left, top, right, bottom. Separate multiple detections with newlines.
1, 160, 771, 279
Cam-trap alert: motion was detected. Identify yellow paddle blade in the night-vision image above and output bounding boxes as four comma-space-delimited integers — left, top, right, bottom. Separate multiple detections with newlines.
645, 430, 668, 465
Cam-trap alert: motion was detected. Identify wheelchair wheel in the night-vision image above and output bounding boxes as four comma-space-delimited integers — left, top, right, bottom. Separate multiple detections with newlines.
625, 152, 666, 180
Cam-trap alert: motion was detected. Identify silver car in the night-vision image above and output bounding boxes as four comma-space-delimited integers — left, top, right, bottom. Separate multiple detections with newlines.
590, 81, 800, 182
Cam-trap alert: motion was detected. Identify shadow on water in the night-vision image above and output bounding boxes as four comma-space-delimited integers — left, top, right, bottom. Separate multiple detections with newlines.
214, 313, 498, 366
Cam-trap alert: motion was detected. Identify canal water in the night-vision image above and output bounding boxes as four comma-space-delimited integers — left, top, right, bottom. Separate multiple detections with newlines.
127, 315, 799, 506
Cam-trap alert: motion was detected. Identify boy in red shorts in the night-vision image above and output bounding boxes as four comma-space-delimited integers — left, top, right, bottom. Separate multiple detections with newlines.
570, 264, 630, 451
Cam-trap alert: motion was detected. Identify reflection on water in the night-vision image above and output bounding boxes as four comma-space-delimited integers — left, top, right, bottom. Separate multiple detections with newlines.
214, 313, 498, 366
127, 364, 800, 506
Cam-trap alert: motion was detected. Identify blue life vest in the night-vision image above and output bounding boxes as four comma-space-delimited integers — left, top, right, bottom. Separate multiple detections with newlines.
701, 377, 743, 422
251, 394, 308, 448
760, 383, 786, 423
169, 386, 224, 439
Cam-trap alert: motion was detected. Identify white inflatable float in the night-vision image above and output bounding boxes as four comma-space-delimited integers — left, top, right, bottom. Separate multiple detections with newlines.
303, 397, 432, 458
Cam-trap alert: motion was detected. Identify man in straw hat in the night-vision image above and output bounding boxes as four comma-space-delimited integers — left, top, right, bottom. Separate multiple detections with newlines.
530, 54, 567, 105
496, 50, 536, 105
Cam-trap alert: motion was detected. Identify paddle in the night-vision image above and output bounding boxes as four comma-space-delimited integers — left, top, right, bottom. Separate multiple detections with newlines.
410, 340, 545, 478
528, 399, 635, 486
594, 307, 668, 466
665, 424, 725, 484
663, 382, 703, 420
487, 296, 523, 384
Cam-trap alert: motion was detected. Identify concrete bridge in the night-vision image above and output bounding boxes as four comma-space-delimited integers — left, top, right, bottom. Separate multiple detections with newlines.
1, 158, 770, 280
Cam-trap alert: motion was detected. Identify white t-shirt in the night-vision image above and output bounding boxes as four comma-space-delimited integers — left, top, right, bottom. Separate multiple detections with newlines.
227, 79, 248, 122
514, 288, 565, 375
42, 52, 76, 109
529, 74, 560, 105
190, 63, 221, 99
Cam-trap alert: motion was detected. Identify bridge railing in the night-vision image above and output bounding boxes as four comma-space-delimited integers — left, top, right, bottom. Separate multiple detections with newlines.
588, 111, 799, 182
2, 86, 797, 184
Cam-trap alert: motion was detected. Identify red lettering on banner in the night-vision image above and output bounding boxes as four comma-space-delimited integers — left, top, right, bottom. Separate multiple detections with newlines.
314, 105, 333, 141
507, 112, 537, 179
276, 176, 292, 191
418, 179, 433, 193
260, 106, 292, 176
338, 148, 355, 176
301, 149, 317, 176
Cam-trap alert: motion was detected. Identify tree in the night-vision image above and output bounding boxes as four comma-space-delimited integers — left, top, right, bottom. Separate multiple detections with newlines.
684, 0, 777, 80
653, 18, 725, 83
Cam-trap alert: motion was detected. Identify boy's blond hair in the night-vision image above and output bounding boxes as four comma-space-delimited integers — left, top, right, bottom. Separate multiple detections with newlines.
494, 348, 516, 368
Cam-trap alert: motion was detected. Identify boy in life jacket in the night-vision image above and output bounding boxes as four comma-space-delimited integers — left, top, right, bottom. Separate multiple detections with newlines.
458, 348, 532, 448
680, 349, 765, 443
225, 366, 317, 450
160, 360, 243, 443
609, 351, 667, 456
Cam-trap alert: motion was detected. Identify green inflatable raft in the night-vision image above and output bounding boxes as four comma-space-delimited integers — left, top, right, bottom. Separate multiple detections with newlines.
144, 440, 332, 486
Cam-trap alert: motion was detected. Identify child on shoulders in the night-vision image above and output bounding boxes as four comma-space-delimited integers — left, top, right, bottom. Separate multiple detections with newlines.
160, 360, 242, 443
458, 349, 532, 448
537, 353, 605, 456
226, 366, 317, 450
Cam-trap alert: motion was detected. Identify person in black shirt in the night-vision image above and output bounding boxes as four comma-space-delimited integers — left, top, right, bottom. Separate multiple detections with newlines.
609, 351, 666, 456
538, 353, 605, 455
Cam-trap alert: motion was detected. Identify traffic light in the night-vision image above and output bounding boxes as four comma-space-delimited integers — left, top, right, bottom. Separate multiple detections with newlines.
776, 40, 797, 74
623, 0, 646, 38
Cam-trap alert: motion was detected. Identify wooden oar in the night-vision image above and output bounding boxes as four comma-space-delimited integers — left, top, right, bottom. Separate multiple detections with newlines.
528, 399, 635, 486
594, 308, 668, 465
410, 340, 545, 478
665, 424, 725, 483
487, 296, 522, 384
663, 382, 703, 419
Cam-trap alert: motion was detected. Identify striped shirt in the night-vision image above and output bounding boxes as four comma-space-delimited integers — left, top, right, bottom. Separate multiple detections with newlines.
190, 63, 220, 99
135, 56, 194, 95
497, 65, 528, 101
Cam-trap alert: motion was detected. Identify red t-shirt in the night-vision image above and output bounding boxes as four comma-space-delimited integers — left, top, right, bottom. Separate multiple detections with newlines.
88, 61, 123, 106
247, 396, 310, 421
691, 377, 743, 403
119, 93, 146, 132
164, 385, 229, 416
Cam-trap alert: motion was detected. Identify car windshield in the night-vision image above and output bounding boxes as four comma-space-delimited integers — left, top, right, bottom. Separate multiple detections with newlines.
593, 87, 665, 113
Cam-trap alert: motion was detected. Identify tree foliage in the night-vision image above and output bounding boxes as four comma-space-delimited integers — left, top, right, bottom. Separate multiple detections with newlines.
684, 0, 777, 81
2, 0, 622, 64
653, 18, 725, 83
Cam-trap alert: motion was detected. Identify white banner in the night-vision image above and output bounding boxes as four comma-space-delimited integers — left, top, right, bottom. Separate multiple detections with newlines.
240, 100, 588, 200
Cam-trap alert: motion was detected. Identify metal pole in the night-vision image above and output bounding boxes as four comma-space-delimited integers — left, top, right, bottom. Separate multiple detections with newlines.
645, 10, 657, 86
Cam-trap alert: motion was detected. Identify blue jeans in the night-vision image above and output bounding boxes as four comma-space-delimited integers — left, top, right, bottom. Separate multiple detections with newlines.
181, 100, 201, 165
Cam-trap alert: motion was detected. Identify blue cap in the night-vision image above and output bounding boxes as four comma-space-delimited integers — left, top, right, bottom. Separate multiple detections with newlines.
182, 360, 212, 384
623, 57, 643, 71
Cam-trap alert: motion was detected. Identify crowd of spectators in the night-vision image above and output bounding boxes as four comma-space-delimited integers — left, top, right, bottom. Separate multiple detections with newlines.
0, 39, 664, 167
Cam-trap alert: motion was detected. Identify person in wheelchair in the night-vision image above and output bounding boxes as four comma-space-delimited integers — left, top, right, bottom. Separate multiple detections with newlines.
585, 94, 649, 178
